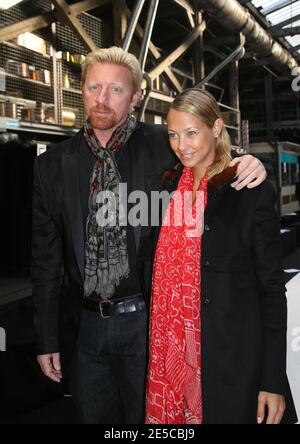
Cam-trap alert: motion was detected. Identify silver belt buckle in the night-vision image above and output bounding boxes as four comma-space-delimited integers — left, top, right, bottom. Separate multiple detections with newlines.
99, 300, 111, 319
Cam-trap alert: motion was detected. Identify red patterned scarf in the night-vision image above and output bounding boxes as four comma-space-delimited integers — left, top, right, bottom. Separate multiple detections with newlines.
145, 167, 208, 424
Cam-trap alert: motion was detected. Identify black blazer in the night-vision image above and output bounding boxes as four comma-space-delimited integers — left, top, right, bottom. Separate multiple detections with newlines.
31, 123, 176, 374
145, 163, 298, 424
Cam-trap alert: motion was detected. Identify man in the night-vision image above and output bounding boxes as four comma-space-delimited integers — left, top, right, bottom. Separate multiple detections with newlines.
31, 47, 267, 424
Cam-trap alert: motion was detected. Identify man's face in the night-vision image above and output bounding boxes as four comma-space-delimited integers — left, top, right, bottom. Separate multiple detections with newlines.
82, 62, 141, 132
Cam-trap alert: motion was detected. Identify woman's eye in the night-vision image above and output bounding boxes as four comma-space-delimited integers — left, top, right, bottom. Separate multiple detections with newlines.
168, 133, 177, 139
187, 130, 197, 137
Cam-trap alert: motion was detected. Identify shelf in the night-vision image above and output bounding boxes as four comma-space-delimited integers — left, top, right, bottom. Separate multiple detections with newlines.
2, 41, 52, 61
0, 94, 36, 107
62, 87, 82, 95
5, 72, 52, 88
0, 117, 79, 136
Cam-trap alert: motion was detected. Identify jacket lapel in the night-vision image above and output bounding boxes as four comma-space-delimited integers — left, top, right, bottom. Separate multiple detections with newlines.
63, 130, 85, 283
206, 165, 238, 214
127, 124, 150, 253
160, 163, 238, 216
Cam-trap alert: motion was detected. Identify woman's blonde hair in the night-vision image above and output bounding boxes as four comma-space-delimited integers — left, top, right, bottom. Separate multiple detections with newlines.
169, 88, 232, 180
82, 46, 143, 92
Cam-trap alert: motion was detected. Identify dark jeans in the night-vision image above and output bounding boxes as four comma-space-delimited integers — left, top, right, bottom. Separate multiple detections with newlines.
69, 308, 148, 424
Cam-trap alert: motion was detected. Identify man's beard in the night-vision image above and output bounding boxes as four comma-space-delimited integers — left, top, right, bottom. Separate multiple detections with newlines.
89, 105, 117, 130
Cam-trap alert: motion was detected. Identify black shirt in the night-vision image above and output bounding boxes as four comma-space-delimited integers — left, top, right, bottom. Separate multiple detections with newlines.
79, 138, 142, 301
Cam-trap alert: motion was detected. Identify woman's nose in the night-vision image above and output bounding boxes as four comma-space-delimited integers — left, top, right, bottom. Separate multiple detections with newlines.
177, 136, 186, 152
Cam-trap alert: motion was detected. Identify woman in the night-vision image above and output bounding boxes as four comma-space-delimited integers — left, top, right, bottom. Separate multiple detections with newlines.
145, 88, 298, 424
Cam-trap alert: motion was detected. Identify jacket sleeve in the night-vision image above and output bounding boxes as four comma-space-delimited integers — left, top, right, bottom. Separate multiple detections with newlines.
252, 181, 287, 395
31, 158, 63, 354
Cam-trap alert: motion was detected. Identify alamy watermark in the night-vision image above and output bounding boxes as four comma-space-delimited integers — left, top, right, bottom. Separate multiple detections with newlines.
291, 327, 300, 352
96, 184, 205, 237
0, 327, 6, 352
291, 68, 300, 92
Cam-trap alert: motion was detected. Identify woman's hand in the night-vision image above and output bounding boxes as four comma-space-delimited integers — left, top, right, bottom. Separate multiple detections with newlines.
230, 155, 267, 190
257, 391, 286, 424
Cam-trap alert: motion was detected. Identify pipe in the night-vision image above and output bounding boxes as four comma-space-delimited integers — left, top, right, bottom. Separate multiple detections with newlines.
139, 0, 160, 72
197, 0, 300, 74
196, 41, 245, 88
138, 73, 153, 122
122, 0, 146, 52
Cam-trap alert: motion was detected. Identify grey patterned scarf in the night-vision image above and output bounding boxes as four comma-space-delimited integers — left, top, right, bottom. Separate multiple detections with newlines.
83, 115, 136, 299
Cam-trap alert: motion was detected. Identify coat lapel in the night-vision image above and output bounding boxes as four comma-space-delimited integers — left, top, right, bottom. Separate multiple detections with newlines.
127, 124, 150, 254
160, 163, 238, 214
63, 130, 85, 283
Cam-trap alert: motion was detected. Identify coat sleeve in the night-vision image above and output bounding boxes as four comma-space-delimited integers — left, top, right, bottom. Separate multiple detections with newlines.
252, 181, 287, 395
31, 158, 63, 354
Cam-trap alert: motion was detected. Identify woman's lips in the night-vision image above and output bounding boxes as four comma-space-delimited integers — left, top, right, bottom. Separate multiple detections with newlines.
180, 153, 195, 160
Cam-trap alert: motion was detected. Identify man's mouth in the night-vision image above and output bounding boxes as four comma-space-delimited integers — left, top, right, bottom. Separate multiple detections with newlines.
95, 110, 111, 115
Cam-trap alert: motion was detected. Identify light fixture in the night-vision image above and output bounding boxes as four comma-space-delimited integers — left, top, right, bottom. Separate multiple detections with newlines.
0, 0, 23, 10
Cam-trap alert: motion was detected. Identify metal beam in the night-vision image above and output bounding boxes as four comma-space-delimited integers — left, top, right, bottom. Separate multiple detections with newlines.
272, 27, 300, 37
0, 0, 111, 44
122, 0, 146, 52
148, 22, 206, 81
194, 8, 206, 83
150, 90, 174, 103
173, 0, 194, 14
71, 0, 111, 15
196, 36, 246, 88
197, 0, 300, 75
271, 13, 300, 30
265, 74, 274, 139
123, 6, 183, 92
113, 0, 127, 46
261, 0, 297, 16
229, 60, 240, 145
52, 0, 98, 52
291, 43, 300, 53
139, 0, 160, 72
0, 12, 53, 43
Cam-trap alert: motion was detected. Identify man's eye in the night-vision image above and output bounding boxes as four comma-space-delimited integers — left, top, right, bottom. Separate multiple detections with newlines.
88, 85, 100, 93
111, 86, 123, 93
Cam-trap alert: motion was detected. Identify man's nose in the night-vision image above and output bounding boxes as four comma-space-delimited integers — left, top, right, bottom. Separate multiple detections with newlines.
95, 87, 109, 104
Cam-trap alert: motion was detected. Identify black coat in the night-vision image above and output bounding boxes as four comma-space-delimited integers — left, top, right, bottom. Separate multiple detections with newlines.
31, 123, 176, 374
146, 163, 298, 424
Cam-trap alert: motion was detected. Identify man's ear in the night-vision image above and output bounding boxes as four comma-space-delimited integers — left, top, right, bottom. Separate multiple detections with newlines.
132, 89, 142, 108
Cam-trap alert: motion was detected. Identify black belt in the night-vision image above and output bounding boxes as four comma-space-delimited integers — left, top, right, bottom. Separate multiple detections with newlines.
82, 294, 146, 319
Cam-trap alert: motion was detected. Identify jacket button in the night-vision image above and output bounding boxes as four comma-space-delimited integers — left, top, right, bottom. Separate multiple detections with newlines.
204, 224, 210, 231
203, 298, 210, 304
204, 261, 210, 268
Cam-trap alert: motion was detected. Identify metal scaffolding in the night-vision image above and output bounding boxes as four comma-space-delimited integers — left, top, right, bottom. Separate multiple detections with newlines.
1, 0, 300, 137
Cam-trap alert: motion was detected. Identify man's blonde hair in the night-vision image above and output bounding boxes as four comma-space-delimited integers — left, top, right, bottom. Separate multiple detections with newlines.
82, 47, 143, 92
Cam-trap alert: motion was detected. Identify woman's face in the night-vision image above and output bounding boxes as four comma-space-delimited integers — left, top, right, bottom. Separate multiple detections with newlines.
167, 109, 221, 174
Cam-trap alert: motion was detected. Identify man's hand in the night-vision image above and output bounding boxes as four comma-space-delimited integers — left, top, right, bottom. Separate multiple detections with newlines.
257, 391, 286, 424
37, 353, 62, 383
230, 155, 267, 191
